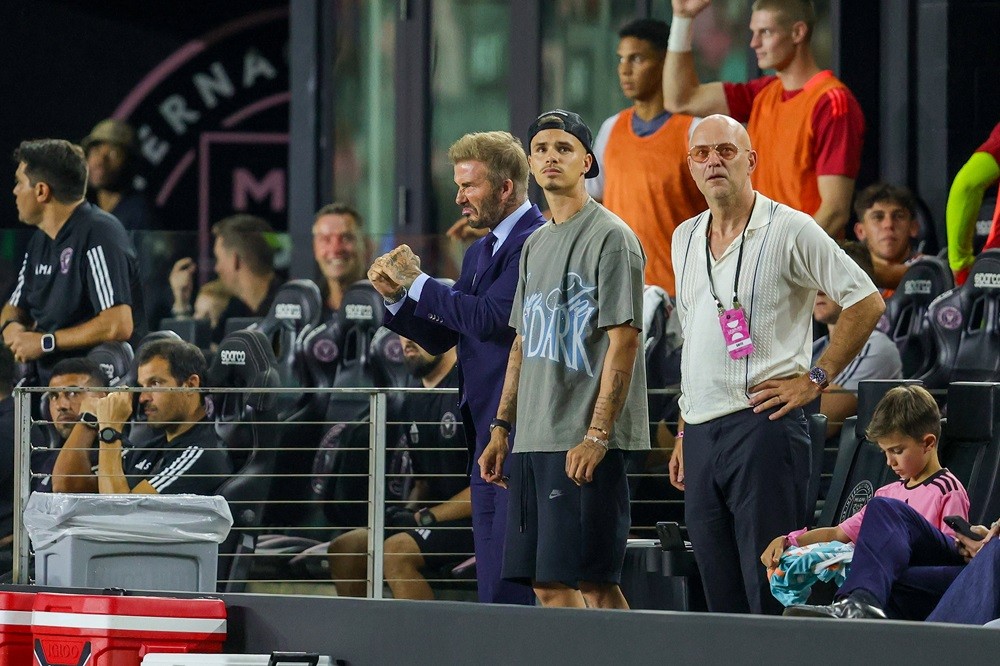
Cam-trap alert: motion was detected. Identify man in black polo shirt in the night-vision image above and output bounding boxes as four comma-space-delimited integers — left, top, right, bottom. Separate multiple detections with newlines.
328, 336, 473, 600
90, 339, 231, 494
2, 139, 146, 378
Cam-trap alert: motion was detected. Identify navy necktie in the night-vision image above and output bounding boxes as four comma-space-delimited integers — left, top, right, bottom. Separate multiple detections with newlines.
473, 232, 497, 286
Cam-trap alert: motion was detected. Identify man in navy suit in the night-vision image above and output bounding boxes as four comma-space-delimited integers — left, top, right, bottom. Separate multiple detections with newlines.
368, 131, 543, 605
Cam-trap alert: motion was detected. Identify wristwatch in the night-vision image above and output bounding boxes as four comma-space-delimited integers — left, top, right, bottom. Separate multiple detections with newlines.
40, 333, 56, 354
807, 366, 830, 390
415, 508, 437, 527
489, 418, 512, 434
384, 286, 407, 305
80, 412, 99, 430
99, 427, 122, 444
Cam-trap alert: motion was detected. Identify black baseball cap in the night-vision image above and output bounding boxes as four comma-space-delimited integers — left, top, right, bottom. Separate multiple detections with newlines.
527, 109, 600, 179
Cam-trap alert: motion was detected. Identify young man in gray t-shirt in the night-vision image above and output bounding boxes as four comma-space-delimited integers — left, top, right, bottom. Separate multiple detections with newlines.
479, 109, 650, 609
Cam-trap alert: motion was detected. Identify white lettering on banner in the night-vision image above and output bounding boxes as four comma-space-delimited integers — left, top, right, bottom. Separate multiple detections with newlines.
345, 304, 373, 321
522, 273, 596, 377
903, 280, 933, 295
973, 273, 1000, 289
275, 303, 302, 320
220, 350, 246, 365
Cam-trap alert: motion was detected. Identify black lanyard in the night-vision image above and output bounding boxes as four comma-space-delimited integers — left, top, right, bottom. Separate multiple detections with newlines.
705, 199, 756, 314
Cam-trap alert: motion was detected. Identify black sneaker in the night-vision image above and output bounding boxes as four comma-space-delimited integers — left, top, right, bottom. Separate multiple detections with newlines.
784, 597, 887, 619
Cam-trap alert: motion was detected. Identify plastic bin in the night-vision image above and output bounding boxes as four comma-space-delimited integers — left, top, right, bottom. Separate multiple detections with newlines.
619, 538, 706, 612
24, 493, 233, 593
0, 590, 35, 663
31, 592, 226, 666
142, 654, 333, 665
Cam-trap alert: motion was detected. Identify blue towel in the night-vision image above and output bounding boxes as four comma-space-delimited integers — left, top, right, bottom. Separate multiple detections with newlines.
769, 541, 855, 607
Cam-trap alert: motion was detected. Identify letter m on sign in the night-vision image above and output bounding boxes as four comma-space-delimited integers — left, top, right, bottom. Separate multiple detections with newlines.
233, 168, 285, 212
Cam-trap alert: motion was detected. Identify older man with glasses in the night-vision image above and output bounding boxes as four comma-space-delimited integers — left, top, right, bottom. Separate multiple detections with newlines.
667, 114, 884, 614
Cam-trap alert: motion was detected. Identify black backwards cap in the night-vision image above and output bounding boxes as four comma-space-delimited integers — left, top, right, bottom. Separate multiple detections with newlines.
527, 109, 600, 179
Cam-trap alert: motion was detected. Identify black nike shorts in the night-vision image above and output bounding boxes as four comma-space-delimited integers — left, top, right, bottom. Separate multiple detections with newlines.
502, 449, 630, 587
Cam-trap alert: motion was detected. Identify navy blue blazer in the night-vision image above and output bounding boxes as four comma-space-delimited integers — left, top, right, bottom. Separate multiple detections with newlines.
385, 204, 545, 463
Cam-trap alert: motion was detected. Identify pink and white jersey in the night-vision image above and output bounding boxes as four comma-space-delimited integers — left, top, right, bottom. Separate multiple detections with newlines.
839, 469, 970, 542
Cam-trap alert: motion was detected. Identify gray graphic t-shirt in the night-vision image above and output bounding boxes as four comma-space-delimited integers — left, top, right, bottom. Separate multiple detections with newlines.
510, 198, 650, 453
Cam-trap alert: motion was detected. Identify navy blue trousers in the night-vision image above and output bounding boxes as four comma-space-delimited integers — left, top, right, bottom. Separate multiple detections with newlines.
926, 537, 1000, 624
837, 497, 965, 620
471, 476, 535, 604
684, 407, 811, 614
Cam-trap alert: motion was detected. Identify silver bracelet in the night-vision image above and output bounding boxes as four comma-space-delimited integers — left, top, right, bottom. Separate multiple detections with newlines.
583, 434, 609, 450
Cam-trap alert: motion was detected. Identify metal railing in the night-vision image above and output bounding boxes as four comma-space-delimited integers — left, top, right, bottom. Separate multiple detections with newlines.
11, 384, 871, 597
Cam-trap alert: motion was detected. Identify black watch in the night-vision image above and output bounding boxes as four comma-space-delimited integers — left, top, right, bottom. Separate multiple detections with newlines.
489, 418, 512, 434
80, 412, 99, 430
99, 427, 122, 444
416, 508, 436, 527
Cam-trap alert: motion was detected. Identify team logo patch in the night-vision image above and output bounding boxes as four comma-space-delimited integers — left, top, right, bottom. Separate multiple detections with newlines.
935, 305, 963, 331
440, 411, 457, 439
875, 314, 890, 334
383, 336, 404, 364
312, 423, 348, 494
838, 480, 874, 523
312, 338, 338, 363
59, 248, 73, 274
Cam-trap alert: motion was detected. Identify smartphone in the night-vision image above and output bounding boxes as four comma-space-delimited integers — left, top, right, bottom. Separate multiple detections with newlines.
656, 521, 684, 551
944, 515, 984, 541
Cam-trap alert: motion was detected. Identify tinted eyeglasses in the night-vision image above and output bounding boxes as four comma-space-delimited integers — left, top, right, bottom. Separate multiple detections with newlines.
688, 143, 748, 163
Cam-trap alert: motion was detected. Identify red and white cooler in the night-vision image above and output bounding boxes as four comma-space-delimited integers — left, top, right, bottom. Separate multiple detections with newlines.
0, 590, 36, 663
31, 593, 227, 666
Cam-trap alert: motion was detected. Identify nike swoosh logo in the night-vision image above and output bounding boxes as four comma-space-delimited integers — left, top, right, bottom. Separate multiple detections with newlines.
549, 489, 564, 500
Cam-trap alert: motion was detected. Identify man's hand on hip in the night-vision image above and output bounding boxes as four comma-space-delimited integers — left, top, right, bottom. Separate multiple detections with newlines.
749, 374, 822, 421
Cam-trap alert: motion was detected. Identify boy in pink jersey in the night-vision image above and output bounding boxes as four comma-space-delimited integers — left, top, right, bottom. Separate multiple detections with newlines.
761, 386, 969, 579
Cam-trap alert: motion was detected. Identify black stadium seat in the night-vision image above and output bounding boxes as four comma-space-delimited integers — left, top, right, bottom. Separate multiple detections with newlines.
369, 328, 408, 389
253, 279, 323, 389
817, 379, 920, 528
877, 256, 953, 378
206, 329, 282, 592
939, 382, 1000, 525
158, 317, 211, 350
806, 413, 828, 520
254, 282, 411, 575
920, 250, 1000, 388
85, 341, 134, 387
